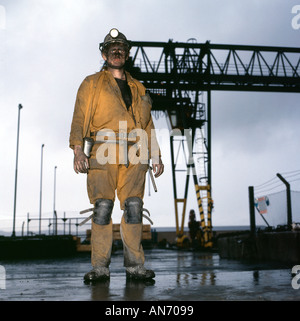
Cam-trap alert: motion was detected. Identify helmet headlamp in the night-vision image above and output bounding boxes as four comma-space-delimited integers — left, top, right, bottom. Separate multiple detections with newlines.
99, 28, 131, 52
110, 28, 119, 38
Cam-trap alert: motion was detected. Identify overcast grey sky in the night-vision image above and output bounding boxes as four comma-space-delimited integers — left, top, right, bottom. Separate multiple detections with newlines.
1, 0, 300, 235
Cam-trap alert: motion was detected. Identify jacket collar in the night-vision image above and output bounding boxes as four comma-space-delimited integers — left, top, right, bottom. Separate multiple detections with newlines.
101, 66, 134, 82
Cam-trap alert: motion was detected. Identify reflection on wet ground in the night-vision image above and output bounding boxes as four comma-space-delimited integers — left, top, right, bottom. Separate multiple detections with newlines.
0, 249, 299, 301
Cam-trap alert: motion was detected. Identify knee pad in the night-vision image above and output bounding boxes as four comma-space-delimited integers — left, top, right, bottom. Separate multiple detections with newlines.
93, 199, 114, 225
124, 197, 143, 224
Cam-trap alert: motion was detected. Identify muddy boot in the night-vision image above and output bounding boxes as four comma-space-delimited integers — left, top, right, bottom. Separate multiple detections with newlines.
84, 266, 110, 283
126, 265, 155, 281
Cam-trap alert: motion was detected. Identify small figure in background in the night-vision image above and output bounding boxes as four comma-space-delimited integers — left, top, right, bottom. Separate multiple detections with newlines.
188, 210, 199, 248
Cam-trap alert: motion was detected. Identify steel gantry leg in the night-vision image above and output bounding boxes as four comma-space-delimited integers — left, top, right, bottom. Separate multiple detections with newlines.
170, 134, 190, 247
169, 125, 213, 248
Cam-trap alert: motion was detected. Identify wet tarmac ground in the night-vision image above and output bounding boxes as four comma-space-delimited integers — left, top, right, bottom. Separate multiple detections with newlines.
0, 249, 299, 301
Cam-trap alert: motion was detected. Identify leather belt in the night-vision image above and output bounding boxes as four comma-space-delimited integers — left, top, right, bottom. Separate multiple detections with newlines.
90, 131, 138, 139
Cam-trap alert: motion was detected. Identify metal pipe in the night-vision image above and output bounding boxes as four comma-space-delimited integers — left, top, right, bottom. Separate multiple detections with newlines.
12, 104, 23, 237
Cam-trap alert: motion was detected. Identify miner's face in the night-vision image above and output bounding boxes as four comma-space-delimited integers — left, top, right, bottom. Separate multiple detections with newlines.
102, 43, 129, 70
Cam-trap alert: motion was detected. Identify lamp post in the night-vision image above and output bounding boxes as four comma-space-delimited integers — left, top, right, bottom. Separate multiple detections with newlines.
53, 166, 57, 235
12, 104, 23, 237
39, 144, 45, 235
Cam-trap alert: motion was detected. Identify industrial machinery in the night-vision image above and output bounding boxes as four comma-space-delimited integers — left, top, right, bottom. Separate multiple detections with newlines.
126, 39, 300, 248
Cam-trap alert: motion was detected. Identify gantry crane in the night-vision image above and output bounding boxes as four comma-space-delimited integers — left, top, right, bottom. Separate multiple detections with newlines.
126, 39, 300, 248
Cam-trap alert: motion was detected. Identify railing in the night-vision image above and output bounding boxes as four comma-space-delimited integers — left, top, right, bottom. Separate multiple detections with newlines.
0, 211, 91, 238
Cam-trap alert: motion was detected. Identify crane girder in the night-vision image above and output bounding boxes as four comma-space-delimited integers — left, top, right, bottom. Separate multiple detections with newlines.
128, 40, 300, 94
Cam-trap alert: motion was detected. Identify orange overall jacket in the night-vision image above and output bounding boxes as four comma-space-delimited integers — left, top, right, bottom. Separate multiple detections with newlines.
69, 68, 161, 163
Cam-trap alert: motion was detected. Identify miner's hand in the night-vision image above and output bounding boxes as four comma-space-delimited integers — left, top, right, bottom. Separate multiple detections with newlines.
152, 157, 164, 178
74, 145, 89, 174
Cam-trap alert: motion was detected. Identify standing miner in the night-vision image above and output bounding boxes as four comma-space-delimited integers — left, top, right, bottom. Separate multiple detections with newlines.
69, 28, 164, 282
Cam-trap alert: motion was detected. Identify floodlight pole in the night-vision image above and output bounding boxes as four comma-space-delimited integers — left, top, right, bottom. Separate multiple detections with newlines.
39, 144, 45, 234
12, 104, 23, 237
